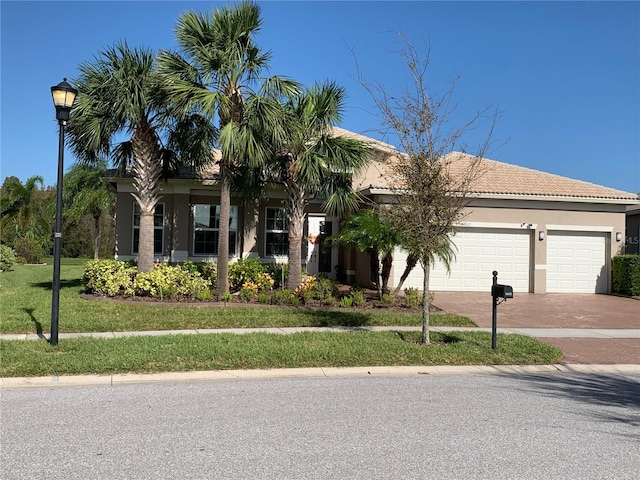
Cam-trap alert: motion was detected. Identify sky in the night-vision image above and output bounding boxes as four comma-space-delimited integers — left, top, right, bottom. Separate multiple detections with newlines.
1, 0, 639, 194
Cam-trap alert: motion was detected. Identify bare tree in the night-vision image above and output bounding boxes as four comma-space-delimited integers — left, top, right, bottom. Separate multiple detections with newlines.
358, 34, 499, 344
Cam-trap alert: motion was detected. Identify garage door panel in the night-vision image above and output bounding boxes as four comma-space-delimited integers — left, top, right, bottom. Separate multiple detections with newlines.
547, 231, 606, 293
394, 228, 531, 292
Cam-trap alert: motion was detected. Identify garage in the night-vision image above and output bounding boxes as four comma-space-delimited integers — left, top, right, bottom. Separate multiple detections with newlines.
393, 227, 532, 293
546, 231, 607, 293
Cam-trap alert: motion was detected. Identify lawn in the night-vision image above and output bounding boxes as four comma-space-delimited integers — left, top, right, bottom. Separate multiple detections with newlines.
0, 262, 564, 377
0, 262, 474, 334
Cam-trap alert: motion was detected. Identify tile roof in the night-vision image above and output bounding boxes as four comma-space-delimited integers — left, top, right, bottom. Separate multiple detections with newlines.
365, 151, 639, 202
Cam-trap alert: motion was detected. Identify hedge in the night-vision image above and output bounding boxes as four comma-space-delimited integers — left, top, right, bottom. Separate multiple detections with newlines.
612, 255, 640, 296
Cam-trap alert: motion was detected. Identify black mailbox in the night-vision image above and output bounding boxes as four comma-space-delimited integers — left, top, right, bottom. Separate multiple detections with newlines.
492, 284, 513, 299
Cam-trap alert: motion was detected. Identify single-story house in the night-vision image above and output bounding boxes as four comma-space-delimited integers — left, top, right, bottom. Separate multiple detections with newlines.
104, 128, 639, 294
625, 204, 640, 254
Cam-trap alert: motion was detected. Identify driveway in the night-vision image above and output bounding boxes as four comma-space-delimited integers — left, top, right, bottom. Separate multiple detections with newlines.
432, 292, 640, 364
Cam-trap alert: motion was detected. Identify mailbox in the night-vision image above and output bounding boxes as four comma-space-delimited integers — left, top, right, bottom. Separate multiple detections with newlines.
492, 284, 513, 299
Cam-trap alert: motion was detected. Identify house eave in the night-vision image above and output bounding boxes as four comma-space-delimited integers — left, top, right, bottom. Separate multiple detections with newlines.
359, 188, 640, 205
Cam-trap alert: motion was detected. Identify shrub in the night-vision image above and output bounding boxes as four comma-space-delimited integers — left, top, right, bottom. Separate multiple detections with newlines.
273, 289, 292, 305
255, 272, 275, 292
404, 287, 422, 308
350, 289, 366, 307
239, 282, 258, 302
323, 293, 336, 306
0, 245, 16, 271
381, 293, 396, 307
290, 295, 299, 306
293, 275, 316, 299
612, 255, 640, 296
339, 296, 354, 308
310, 276, 337, 300
264, 263, 288, 289
198, 261, 217, 286
196, 289, 212, 301
257, 293, 269, 304
229, 258, 266, 291
83, 259, 136, 297
14, 237, 42, 264
222, 292, 232, 303
133, 264, 211, 300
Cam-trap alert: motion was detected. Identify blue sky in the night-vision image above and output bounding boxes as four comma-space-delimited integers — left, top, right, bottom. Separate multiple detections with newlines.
1, 1, 639, 194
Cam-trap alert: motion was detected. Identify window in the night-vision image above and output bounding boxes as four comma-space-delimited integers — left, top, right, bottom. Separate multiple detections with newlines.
133, 203, 164, 254
193, 204, 237, 256
266, 207, 288, 256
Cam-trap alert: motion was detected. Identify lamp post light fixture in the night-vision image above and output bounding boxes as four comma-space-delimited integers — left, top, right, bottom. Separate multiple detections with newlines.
50, 78, 78, 346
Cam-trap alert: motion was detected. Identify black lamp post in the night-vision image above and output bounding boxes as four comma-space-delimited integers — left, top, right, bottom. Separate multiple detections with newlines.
50, 78, 78, 346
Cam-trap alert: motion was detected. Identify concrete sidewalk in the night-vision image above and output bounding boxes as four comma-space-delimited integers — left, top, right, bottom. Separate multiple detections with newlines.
1, 325, 639, 342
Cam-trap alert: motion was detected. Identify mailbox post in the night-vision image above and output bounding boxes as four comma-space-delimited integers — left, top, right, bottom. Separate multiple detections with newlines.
491, 271, 513, 350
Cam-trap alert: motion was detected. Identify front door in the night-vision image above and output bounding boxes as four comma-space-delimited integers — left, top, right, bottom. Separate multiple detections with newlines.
306, 216, 333, 276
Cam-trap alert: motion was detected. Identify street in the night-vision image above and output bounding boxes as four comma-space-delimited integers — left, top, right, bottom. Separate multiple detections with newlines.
2, 373, 638, 479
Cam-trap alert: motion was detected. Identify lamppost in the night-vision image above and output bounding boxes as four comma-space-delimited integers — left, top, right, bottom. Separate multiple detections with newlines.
50, 78, 78, 346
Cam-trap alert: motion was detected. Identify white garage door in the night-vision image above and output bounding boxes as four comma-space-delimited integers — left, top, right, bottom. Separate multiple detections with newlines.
547, 231, 607, 293
393, 228, 531, 292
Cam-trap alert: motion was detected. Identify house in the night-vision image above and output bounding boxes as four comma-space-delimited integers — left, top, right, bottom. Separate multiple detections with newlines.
104, 128, 639, 294
625, 204, 640, 254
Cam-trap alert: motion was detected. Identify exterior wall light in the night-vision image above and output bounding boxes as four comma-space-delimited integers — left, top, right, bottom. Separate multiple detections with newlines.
538, 231, 545, 241
616, 232, 622, 242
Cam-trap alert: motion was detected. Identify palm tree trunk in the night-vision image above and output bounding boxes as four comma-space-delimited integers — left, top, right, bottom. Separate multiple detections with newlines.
93, 214, 100, 260
393, 253, 418, 295
216, 168, 231, 298
287, 185, 305, 291
421, 257, 431, 345
131, 123, 161, 273
381, 252, 393, 294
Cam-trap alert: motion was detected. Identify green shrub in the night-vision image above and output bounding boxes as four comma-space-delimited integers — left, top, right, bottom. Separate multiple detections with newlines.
264, 263, 288, 289
350, 289, 366, 307
238, 282, 258, 302
222, 292, 232, 303
195, 289, 212, 301
0, 245, 16, 271
83, 259, 136, 297
228, 258, 267, 291
14, 237, 42, 264
198, 261, 217, 286
258, 293, 269, 304
133, 264, 211, 300
404, 287, 422, 308
339, 296, 354, 308
290, 295, 299, 306
310, 276, 337, 300
612, 255, 640, 296
381, 293, 396, 307
273, 289, 292, 305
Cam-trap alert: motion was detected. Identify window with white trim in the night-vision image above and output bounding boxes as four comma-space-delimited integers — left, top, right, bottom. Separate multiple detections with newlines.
133, 203, 164, 254
265, 207, 288, 256
193, 204, 237, 256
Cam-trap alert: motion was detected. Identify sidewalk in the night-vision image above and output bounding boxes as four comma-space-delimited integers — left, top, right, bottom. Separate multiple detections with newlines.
1, 325, 639, 342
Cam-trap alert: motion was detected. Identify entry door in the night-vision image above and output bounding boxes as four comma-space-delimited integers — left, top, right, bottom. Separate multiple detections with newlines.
306, 216, 333, 276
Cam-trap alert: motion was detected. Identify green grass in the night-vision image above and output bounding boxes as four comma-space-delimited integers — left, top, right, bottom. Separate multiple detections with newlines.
0, 263, 474, 334
0, 331, 563, 377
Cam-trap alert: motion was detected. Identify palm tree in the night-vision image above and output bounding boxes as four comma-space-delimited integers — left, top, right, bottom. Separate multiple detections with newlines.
67, 42, 166, 272
67, 42, 214, 272
0, 176, 52, 256
158, 1, 299, 297
62, 160, 115, 260
267, 82, 372, 290
330, 209, 399, 299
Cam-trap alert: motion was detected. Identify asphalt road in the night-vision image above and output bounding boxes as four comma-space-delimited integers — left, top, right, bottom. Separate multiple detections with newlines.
2, 373, 639, 480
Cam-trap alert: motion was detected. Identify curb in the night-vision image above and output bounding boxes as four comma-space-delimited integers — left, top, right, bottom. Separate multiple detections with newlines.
1, 364, 638, 389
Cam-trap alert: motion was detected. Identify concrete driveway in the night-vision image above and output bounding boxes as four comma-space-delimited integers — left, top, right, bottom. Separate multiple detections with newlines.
432, 292, 640, 364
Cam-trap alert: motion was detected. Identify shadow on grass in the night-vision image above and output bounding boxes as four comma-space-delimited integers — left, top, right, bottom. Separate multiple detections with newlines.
297, 309, 374, 327
511, 373, 640, 426
22, 307, 48, 342
30, 278, 84, 291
